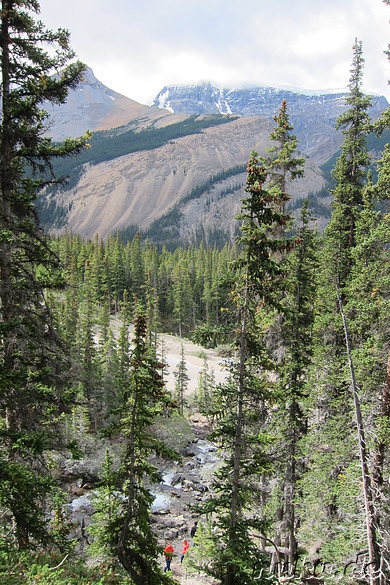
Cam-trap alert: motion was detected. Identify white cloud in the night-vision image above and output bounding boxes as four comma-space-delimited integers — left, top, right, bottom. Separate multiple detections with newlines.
38, 0, 390, 104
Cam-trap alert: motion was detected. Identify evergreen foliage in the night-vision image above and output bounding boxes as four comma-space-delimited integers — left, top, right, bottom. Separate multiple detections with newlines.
194, 356, 215, 418
268, 201, 318, 570
299, 39, 389, 582
94, 305, 177, 584
2, 4, 390, 584
326, 39, 372, 286
193, 98, 305, 584
174, 343, 190, 414
0, 0, 88, 550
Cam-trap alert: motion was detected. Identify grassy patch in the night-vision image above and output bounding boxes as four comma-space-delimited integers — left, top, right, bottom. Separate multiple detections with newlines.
152, 412, 195, 453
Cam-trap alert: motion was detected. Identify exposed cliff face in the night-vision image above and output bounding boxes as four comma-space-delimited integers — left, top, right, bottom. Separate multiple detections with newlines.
46, 110, 327, 241
52, 116, 278, 239
42, 73, 387, 242
43, 66, 172, 141
153, 83, 388, 164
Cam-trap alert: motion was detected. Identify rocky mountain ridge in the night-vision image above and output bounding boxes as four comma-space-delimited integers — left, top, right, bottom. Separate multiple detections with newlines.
153, 82, 388, 164
48, 115, 326, 241
43, 66, 173, 141
40, 70, 388, 243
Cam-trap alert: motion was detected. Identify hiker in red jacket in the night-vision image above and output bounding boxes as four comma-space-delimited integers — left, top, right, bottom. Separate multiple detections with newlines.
180, 538, 189, 563
163, 543, 174, 572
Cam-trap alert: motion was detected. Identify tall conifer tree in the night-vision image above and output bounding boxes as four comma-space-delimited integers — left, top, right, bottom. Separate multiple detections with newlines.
325, 38, 371, 287
265, 99, 305, 225
0, 0, 87, 548
174, 343, 189, 414
97, 306, 176, 584
272, 201, 318, 570
201, 126, 299, 582
301, 40, 382, 579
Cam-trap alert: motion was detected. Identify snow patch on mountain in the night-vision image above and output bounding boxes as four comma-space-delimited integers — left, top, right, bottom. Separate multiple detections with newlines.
157, 88, 174, 113
151, 82, 388, 165
152, 82, 383, 118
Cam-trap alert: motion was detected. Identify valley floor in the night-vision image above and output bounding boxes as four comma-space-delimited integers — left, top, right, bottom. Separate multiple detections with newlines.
157, 331, 228, 395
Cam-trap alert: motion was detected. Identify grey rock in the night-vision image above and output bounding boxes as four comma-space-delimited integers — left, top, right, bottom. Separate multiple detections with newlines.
153, 83, 388, 164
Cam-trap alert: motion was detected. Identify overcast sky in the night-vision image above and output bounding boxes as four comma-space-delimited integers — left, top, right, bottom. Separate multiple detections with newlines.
38, 0, 390, 105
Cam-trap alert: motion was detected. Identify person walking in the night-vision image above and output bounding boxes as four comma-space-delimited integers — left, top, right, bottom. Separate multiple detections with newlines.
163, 542, 174, 572
190, 521, 198, 538
180, 538, 189, 563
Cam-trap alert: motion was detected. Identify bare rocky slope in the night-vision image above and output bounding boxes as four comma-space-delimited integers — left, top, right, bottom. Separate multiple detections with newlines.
42, 69, 386, 242
44, 66, 173, 140
51, 115, 325, 240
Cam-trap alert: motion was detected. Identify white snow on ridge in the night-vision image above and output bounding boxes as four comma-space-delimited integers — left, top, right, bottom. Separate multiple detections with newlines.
270, 84, 349, 96
157, 89, 174, 113
215, 87, 232, 115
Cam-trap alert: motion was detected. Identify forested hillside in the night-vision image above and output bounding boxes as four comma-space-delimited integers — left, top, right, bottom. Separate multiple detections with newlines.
1, 2, 390, 585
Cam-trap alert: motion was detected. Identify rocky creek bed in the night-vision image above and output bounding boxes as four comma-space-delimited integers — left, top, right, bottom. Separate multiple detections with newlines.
61, 414, 220, 583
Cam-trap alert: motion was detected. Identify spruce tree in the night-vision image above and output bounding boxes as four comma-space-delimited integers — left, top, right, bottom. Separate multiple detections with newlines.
325, 38, 371, 288
265, 98, 305, 226
345, 164, 390, 581
301, 40, 382, 579
98, 305, 177, 584
174, 343, 189, 414
0, 0, 87, 548
272, 201, 318, 571
195, 355, 215, 418
200, 145, 295, 585
195, 100, 305, 584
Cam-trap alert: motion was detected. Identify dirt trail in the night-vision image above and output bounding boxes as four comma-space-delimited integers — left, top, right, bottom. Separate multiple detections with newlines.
156, 332, 228, 395
109, 317, 228, 395
168, 561, 218, 585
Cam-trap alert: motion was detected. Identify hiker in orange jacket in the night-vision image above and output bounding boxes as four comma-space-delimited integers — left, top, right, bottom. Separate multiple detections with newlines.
163, 543, 174, 572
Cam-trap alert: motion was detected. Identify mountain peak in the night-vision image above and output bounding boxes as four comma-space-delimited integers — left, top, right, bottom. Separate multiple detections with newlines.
44, 67, 169, 141
153, 82, 386, 116
152, 83, 388, 163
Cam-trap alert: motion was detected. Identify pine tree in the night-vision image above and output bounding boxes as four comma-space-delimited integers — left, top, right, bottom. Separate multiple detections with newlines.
345, 165, 390, 581
256, 101, 305, 571
325, 38, 371, 288
272, 201, 318, 570
199, 147, 295, 585
0, 0, 88, 548
76, 263, 98, 413
367, 152, 390, 500
174, 343, 189, 414
172, 259, 192, 337
195, 356, 215, 418
129, 231, 145, 301
265, 99, 305, 226
98, 305, 177, 584
301, 40, 382, 580
197, 100, 305, 584
109, 233, 126, 312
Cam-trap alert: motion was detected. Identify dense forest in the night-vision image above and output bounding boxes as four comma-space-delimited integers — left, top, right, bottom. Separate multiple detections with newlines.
1, 2, 390, 585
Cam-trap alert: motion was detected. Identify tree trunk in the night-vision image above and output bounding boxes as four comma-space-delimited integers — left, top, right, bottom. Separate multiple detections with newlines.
286, 457, 297, 573
226, 268, 249, 585
337, 288, 380, 585
371, 351, 390, 585
371, 352, 390, 488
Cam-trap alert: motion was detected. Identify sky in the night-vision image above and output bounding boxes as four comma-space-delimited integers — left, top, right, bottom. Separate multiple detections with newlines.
38, 0, 390, 106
